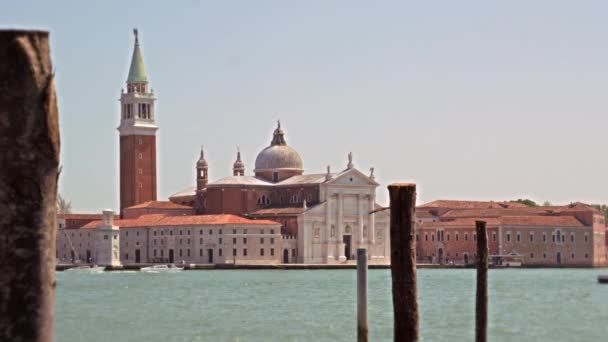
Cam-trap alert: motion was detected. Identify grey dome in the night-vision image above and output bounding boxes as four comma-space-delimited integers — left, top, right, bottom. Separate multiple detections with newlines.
254, 121, 303, 172
254, 145, 303, 172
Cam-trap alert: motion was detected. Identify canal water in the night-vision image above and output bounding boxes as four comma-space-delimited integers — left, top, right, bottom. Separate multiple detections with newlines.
55, 268, 608, 341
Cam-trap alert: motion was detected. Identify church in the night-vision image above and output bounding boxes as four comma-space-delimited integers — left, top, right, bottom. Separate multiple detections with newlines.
56, 30, 390, 265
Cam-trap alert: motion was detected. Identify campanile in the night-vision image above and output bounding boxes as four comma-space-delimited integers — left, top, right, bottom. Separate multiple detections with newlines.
118, 29, 157, 216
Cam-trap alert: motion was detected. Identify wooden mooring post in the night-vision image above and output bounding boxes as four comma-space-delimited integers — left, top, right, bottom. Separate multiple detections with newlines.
475, 220, 488, 342
388, 183, 419, 342
0, 30, 59, 342
357, 248, 368, 342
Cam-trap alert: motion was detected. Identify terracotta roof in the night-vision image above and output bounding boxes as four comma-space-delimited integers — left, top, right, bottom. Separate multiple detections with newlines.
81, 214, 278, 229
248, 206, 308, 216
420, 218, 501, 227
125, 201, 193, 210
500, 216, 584, 227
418, 200, 528, 209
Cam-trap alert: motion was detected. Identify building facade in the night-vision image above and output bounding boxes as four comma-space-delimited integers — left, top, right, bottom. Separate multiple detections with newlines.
415, 201, 607, 267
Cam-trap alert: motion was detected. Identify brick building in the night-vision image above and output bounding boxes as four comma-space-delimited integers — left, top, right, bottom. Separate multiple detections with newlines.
415, 200, 607, 267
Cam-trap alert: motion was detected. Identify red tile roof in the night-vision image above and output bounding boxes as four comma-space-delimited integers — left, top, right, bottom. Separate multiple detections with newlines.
420, 218, 501, 227
500, 216, 584, 227
125, 201, 193, 210
81, 214, 279, 229
418, 200, 529, 209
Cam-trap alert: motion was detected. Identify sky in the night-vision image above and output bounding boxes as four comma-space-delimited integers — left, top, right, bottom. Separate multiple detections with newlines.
3, 1, 607, 212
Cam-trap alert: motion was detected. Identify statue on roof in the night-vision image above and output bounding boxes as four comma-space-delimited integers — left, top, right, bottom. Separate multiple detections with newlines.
347, 152, 354, 169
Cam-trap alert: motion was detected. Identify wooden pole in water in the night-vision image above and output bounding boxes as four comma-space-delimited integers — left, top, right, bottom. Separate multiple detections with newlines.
357, 248, 368, 342
475, 220, 488, 342
0, 30, 59, 342
388, 183, 418, 342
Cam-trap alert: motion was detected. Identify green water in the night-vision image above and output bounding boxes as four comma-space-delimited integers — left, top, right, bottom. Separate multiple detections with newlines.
55, 269, 608, 341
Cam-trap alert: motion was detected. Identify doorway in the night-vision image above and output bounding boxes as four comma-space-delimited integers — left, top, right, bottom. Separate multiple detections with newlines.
169, 249, 174, 263
556, 252, 561, 265
135, 249, 141, 263
343, 235, 352, 260
464, 253, 469, 265
283, 249, 289, 263
438, 248, 444, 265
208, 249, 214, 264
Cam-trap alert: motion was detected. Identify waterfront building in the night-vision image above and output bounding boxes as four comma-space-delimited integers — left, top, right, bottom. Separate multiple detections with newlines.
415, 201, 607, 267
55, 30, 390, 265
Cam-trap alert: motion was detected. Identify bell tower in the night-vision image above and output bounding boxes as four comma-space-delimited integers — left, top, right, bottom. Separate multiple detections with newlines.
118, 29, 157, 217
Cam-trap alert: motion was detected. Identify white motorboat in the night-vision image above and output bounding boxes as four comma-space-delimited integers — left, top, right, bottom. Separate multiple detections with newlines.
140, 264, 184, 273
65, 265, 105, 273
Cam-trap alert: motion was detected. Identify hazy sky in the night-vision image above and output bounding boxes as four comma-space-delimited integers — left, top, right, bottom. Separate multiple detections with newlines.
3, 1, 607, 212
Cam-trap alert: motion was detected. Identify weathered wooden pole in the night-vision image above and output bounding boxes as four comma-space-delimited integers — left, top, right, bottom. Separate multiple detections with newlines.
388, 183, 418, 342
475, 220, 488, 342
357, 248, 368, 342
0, 30, 59, 342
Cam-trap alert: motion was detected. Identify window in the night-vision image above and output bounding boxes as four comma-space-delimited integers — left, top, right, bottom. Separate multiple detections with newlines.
243, 249, 248, 256
270, 229, 274, 234
187, 249, 191, 257
585, 234, 589, 242
233, 229, 237, 234
179, 230, 182, 235
585, 253, 589, 259
465, 233, 468, 241
271, 248, 275, 256
543, 253, 546, 259
200, 230, 203, 235
200, 249, 203, 257
179, 250, 182, 257
233, 249, 237, 256
492, 233, 496, 242
154, 250, 157, 257
530, 253, 534, 259
210, 230, 213, 235
126, 253, 129, 260
233, 238, 237, 244
447, 233, 450, 241
516, 233, 520, 242
571, 253, 575, 259
507, 233, 511, 242
219, 249, 223, 256
552, 234, 555, 242
260, 248, 265, 256
431, 234, 435, 242
243, 238, 247, 244
570, 234, 574, 243
270, 238, 274, 244
244, 229, 248, 234
153, 231, 157, 236
456, 233, 459, 241
219, 229, 222, 235
104, 235, 108, 240
170, 231, 173, 236
219, 238, 222, 244
161, 250, 164, 257
425, 234, 428, 241
530, 233, 534, 242
561, 235, 565, 242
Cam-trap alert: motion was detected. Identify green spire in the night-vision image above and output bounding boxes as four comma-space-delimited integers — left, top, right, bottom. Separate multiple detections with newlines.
127, 28, 147, 83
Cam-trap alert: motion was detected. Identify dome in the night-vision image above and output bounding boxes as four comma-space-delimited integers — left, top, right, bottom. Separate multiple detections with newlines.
254, 121, 303, 173
254, 145, 303, 172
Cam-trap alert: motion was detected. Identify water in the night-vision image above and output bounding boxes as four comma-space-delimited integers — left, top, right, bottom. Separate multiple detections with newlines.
55, 269, 608, 341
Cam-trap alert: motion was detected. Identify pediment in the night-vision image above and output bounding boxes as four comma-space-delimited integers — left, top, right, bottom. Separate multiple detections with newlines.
326, 168, 379, 187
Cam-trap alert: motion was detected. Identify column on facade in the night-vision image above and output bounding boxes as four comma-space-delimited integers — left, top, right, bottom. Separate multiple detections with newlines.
337, 193, 344, 258
369, 194, 376, 244
358, 193, 364, 244
324, 192, 332, 262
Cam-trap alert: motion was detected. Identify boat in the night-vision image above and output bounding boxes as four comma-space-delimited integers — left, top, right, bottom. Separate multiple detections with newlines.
65, 265, 105, 273
598, 275, 608, 284
140, 264, 184, 273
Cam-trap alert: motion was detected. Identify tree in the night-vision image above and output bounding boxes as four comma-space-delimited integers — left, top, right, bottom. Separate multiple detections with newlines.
510, 198, 538, 207
57, 193, 72, 214
542, 201, 552, 207
591, 204, 608, 221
